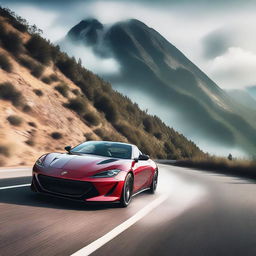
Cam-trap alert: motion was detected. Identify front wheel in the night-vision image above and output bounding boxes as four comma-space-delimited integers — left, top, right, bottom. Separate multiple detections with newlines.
149, 170, 158, 194
120, 173, 133, 207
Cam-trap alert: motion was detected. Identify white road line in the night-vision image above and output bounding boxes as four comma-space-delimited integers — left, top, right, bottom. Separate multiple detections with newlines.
0, 168, 31, 173
0, 184, 30, 190
71, 194, 168, 256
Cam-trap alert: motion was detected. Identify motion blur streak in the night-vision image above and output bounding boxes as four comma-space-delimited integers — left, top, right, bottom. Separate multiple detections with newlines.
71, 194, 168, 256
71, 165, 206, 255
144, 164, 207, 226
0, 184, 30, 190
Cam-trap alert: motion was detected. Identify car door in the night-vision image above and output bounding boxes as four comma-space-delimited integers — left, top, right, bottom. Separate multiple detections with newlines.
132, 147, 152, 192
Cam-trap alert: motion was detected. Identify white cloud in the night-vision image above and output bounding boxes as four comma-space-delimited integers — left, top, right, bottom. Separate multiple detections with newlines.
60, 40, 120, 75
6, 1, 256, 89
208, 47, 256, 89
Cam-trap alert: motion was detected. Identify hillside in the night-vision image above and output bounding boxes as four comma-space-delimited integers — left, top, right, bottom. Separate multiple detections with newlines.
0, 7, 204, 166
63, 18, 256, 156
227, 89, 256, 111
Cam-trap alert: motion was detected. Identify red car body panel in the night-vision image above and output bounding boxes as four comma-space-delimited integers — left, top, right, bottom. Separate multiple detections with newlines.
31, 143, 157, 203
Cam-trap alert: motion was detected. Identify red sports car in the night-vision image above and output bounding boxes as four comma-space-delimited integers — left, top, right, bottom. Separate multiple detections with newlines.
31, 141, 158, 207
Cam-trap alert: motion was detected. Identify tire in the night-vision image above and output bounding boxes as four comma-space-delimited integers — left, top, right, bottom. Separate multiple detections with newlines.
30, 180, 37, 192
149, 170, 158, 194
120, 173, 133, 207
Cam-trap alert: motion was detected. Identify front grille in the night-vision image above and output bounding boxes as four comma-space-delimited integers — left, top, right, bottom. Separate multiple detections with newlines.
37, 174, 98, 198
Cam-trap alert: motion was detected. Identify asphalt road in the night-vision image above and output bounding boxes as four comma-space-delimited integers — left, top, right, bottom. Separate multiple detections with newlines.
1, 164, 256, 256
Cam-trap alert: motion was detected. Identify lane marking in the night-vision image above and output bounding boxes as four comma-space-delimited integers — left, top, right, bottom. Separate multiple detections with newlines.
0, 184, 30, 190
71, 194, 168, 256
0, 168, 31, 173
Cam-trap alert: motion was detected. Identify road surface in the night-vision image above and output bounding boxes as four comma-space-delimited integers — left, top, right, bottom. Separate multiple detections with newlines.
0, 164, 256, 256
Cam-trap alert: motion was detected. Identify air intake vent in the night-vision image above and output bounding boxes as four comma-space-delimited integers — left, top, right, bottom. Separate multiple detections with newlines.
97, 159, 118, 165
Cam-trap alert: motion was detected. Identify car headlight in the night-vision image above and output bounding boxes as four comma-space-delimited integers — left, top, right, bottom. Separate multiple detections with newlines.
36, 154, 46, 167
92, 169, 121, 178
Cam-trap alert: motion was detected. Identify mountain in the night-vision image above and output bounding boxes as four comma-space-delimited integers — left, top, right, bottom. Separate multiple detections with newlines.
0, 7, 203, 166
246, 85, 256, 100
62, 18, 256, 156
227, 89, 256, 110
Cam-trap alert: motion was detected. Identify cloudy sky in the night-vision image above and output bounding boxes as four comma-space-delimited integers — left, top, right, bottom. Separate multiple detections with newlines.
1, 0, 256, 90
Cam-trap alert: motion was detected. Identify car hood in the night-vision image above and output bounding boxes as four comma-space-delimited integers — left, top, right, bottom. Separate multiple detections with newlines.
40, 153, 131, 178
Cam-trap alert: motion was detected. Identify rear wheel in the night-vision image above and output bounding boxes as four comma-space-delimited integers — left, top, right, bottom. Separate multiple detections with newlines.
149, 170, 158, 194
120, 173, 133, 207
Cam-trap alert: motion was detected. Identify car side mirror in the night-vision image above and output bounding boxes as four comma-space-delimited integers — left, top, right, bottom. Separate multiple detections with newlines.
65, 146, 71, 153
138, 154, 149, 161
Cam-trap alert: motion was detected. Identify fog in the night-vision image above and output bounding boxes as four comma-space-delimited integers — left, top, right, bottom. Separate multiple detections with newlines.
111, 84, 248, 157
60, 39, 120, 75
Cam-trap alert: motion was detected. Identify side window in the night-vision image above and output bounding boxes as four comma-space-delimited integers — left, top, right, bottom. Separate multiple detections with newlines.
133, 146, 140, 158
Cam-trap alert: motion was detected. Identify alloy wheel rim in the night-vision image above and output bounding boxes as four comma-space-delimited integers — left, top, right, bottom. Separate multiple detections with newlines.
124, 178, 132, 204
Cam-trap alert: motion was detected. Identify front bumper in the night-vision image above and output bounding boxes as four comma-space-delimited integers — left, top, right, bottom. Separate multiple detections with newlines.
31, 171, 125, 202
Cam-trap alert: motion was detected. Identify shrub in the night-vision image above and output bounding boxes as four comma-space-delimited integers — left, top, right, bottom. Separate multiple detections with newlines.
49, 74, 59, 82
31, 63, 44, 78
12, 20, 27, 33
56, 56, 81, 82
18, 56, 44, 78
143, 117, 154, 133
51, 132, 62, 140
114, 123, 139, 144
94, 95, 119, 122
94, 128, 106, 138
1, 31, 23, 56
18, 56, 34, 69
25, 139, 35, 146
22, 104, 32, 113
26, 35, 52, 65
0, 53, 12, 72
84, 132, 97, 141
0, 145, 10, 157
84, 112, 100, 126
154, 132, 163, 140
7, 115, 23, 126
55, 83, 69, 97
33, 89, 43, 97
72, 89, 80, 95
0, 23, 7, 38
0, 82, 23, 107
28, 121, 37, 127
65, 97, 87, 115
41, 76, 52, 84
0, 7, 28, 32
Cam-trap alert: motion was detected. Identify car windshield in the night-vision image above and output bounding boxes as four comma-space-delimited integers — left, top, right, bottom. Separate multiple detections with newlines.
70, 141, 132, 159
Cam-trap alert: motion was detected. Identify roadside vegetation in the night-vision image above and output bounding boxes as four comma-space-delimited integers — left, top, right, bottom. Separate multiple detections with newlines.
171, 156, 256, 179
